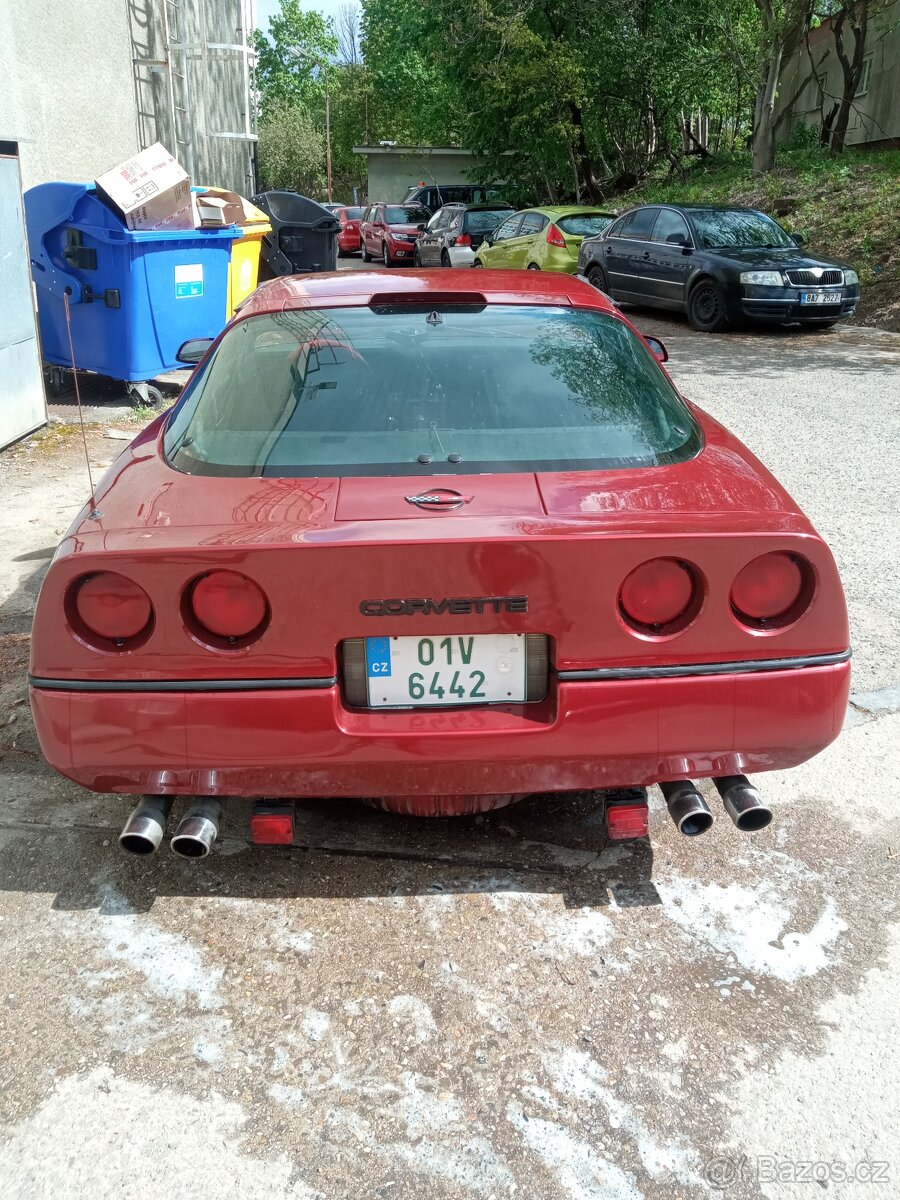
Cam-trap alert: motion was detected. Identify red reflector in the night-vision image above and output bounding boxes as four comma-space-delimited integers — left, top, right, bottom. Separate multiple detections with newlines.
546, 223, 566, 248
455, 232, 472, 247
620, 558, 695, 630
190, 570, 267, 639
606, 802, 649, 841
250, 807, 295, 845
731, 552, 805, 622
75, 572, 152, 640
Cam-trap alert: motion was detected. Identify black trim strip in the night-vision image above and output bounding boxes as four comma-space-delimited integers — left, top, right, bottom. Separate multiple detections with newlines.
28, 675, 337, 694
557, 649, 850, 682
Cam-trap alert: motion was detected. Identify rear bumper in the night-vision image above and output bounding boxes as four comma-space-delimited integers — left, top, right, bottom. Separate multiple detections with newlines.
30, 660, 850, 797
338, 231, 360, 251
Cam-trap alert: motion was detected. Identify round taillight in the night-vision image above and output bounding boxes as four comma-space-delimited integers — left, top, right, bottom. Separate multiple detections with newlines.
190, 571, 268, 639
75, 572, 152, 641
619, 558, 697, 632
731, 552, 807, 623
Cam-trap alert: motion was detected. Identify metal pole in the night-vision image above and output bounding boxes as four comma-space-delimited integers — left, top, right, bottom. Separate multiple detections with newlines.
325, 63, 333, 201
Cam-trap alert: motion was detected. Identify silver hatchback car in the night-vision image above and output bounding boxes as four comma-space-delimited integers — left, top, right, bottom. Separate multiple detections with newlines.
414, 203, 514, 268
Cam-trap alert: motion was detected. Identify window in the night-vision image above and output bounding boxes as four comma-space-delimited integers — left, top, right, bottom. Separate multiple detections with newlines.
650, 209, 691, 246
164, 305, 701, 479
492, 215, 524, 241
688, 209, 794, 250
616, 208, 659, 241
557, 214, 615, 237
466, 209, 513, 233
341, 207, 364, 220
425, 210, 447, 232
856, 55, 872, 96
517, 212, 549, 236
385, 206, 430, 224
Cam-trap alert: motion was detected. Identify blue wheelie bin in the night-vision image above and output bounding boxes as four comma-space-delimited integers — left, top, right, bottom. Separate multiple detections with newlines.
24, 182, 240, 403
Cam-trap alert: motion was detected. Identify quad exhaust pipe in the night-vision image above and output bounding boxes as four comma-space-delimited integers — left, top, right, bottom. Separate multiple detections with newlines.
659, 780, 714, 837
119, 796, 173, 856
119, 797, 222, 858
170, 800, 222, 859
713, 775, 773, 832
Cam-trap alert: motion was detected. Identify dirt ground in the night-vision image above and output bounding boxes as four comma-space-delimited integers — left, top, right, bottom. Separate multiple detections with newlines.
1, 306, 899, 1200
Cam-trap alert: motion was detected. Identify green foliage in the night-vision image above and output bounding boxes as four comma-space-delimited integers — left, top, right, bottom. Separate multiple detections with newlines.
253, 2, 338, 115
257, 99, 325, 194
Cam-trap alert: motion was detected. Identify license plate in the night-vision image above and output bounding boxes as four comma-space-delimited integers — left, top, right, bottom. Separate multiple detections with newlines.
800, 291, 834, 304
365, 634, 527, 707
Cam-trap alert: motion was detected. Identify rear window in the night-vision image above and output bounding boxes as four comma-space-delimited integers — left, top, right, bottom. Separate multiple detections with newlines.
165, 305, 701, 479
341, 207, 364, 219
467, 209, 513, 232
557, 213, 614, 236
386, 205, 429, 224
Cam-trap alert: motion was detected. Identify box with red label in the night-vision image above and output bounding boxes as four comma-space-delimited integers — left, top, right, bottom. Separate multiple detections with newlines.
95, 143, 196, 231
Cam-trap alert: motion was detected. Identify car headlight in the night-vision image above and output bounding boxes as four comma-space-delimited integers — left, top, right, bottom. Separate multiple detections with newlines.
740, 270, 785, 287
844, 268, 859, 285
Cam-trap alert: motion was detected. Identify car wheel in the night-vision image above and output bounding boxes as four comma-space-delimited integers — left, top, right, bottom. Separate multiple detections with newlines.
441, 251, 452, 269
360, 240, 370, 263
472, 260, 483, 268
688, 279, 728, 332
337, 245, 348, 258
413, 247, 422, 267
527, 263, 540, 270
587, 265, 609, 293
383, 244, 393, 269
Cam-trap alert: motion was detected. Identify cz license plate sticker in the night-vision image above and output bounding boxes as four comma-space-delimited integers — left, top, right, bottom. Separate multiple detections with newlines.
365, 633, 527, 708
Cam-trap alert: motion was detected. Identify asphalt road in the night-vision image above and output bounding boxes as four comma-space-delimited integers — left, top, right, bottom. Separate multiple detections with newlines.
0, 264, 898, 1200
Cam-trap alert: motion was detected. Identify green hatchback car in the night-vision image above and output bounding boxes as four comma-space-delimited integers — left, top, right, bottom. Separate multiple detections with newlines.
472, 206, 616, 273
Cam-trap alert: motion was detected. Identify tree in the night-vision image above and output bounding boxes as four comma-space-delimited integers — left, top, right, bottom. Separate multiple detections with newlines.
257, 100, 325, 194
253, 1, 338, 114
747, 0, 813, 174
828, 0, 872, 154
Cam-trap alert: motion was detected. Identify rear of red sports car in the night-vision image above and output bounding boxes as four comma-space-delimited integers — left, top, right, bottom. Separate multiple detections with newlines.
29, 271, 850, 848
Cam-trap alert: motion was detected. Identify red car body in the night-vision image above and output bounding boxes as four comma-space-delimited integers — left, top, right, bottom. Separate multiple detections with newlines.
29, 271, 850, 815
360, 203, 429, 266
336, 206, 364, 255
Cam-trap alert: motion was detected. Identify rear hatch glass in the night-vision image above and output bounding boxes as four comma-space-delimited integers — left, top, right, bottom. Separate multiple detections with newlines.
165, 305, 700, 478
557, 214, 615, 237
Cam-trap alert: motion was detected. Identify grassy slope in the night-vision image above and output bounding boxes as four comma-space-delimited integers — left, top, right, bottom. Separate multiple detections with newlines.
608, 148, 900, 331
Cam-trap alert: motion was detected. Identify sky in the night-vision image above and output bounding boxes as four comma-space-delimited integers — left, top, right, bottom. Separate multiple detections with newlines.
255, 0, 353, 37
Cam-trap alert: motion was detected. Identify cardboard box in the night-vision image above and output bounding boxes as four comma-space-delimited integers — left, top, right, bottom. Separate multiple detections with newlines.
195, 187, 250, 227
95, 143, 195, 231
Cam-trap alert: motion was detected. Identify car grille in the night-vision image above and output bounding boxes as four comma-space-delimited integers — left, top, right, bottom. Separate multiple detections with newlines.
785, 268, 843, 286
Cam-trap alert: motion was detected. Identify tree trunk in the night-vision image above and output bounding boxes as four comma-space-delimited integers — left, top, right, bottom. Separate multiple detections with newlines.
752, 44, 783, 174
830, 3, 868, 156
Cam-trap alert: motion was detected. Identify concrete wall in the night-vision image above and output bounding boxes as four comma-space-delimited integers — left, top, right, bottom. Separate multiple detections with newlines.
776, 11, 900, 147
0, 0, 255, 194
0, 0, 141, 190
358, 149, 484, 203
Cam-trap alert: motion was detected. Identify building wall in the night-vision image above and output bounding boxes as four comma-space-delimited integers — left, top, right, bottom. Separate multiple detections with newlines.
361, 151, 484, 203
0, 0, 141, 190
776, 12, 900, 147
0, 0, 255, 194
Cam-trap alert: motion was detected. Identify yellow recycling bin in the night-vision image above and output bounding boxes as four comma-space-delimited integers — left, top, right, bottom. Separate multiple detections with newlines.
195, 188, 272, 319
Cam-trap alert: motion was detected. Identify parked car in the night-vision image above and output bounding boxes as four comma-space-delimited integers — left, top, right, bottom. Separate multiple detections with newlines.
359, 202, 431, 267
402, 183, 505, 213
335, 205, 365, 256
473, 207, 616, 273
579, 203, 860, 332
414, 203, 515, 267
29, 270, 849, 846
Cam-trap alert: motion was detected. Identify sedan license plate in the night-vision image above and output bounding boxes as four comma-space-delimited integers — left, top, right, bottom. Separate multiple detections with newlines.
800, 291, 833, 305
365, 634, 526, 708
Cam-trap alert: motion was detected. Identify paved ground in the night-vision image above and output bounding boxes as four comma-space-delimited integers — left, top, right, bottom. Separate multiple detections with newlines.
1, 265, 899, 1200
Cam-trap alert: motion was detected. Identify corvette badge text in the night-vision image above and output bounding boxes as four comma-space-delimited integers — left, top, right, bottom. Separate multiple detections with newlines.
360, 596, 528, 616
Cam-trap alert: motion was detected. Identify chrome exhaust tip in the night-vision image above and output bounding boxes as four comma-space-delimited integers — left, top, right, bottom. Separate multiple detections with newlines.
714, 775, 772, 832
659, 780, 714, 837
119, 796, 173, 856
170, 800, 222, 859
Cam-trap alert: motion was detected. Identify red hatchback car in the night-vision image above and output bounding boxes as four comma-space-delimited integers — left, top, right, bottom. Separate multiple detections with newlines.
335, 205, 365, 256
29, 271, 849, 856
360, 203, 431, 267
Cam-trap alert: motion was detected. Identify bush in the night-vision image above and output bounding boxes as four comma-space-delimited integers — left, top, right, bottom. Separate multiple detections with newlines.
257, 100, 325, 196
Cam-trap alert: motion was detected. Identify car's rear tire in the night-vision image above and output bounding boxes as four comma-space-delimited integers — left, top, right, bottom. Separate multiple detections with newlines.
687, 279, 728, 332
413, 247, 422, 267
472, 260, 483, 268
441, 251, 452, 269
360, 240, 370, 263
383, 244, 393, 268
587, 264, 609, 293
337, 245, 348, 258
527, 263, 540, 270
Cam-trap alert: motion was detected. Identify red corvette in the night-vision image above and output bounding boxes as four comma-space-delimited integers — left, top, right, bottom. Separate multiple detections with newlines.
29, 271, 849, 856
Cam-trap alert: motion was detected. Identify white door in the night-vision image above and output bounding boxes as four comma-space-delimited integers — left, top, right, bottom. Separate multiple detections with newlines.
0, 154, 47, 449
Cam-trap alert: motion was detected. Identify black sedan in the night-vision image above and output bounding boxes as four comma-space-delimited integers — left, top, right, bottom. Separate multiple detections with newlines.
578, 204, 860, 332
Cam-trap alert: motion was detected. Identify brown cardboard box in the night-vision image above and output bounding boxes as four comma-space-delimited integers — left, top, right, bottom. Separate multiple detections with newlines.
94, 143, 196, 231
